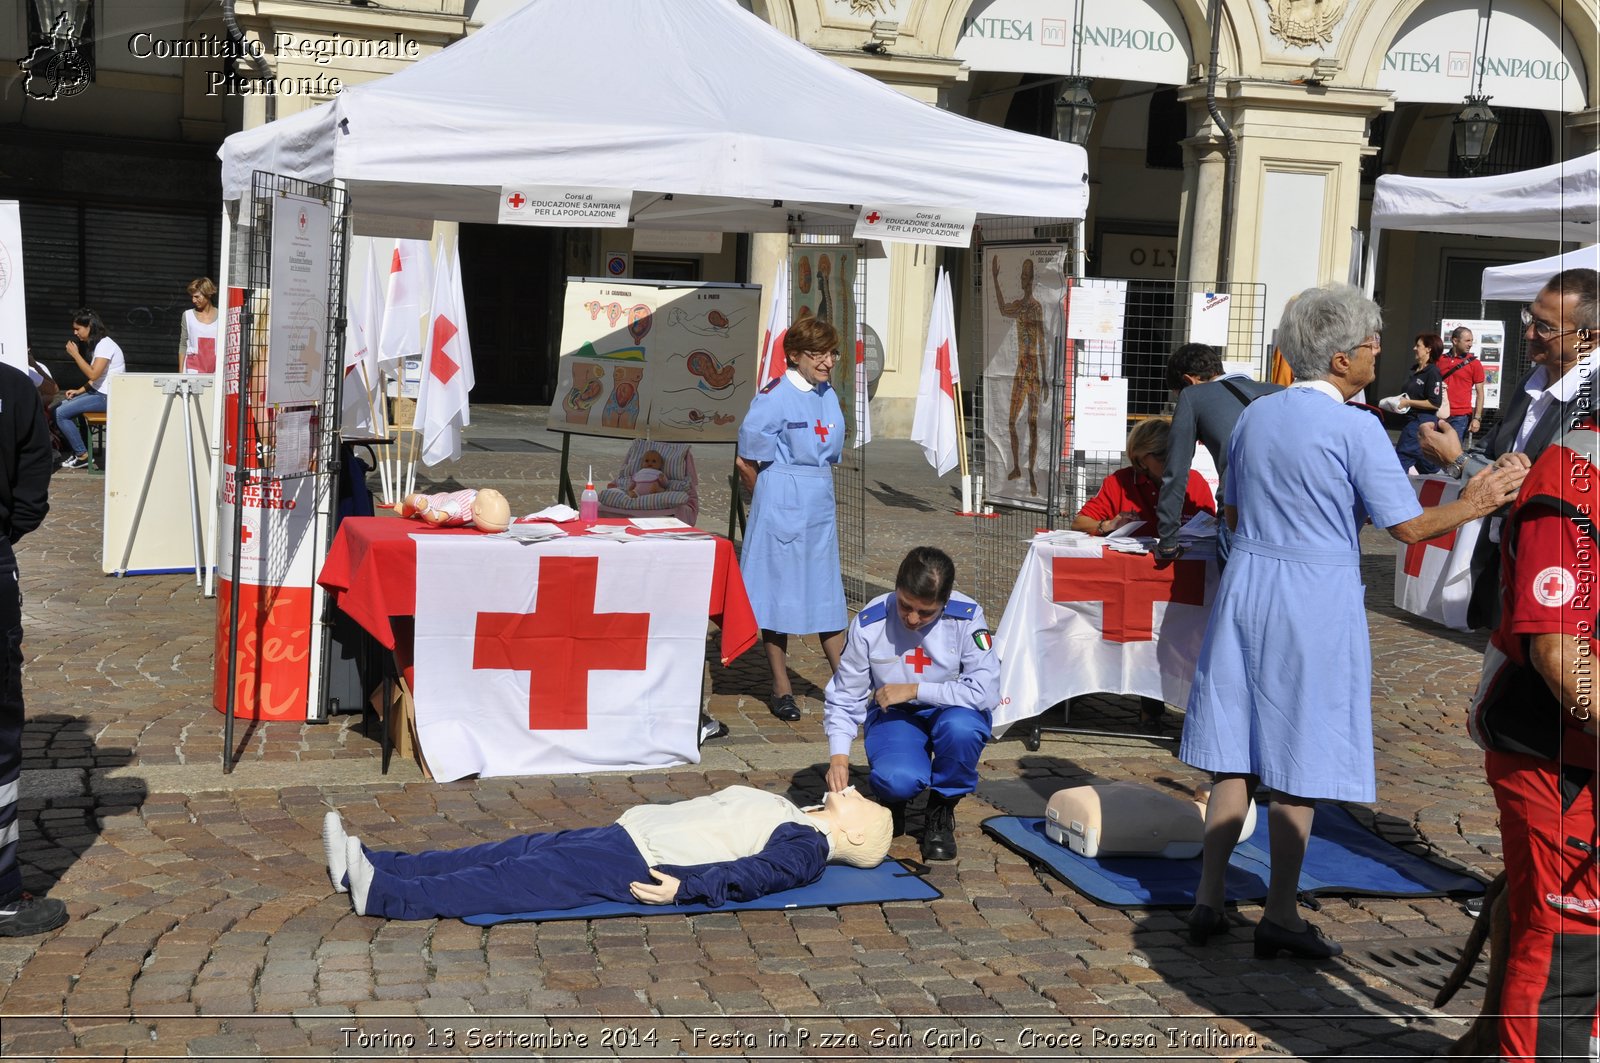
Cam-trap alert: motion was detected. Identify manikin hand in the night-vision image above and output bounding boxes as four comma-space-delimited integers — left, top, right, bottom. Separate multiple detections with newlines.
629, 868, 680, 904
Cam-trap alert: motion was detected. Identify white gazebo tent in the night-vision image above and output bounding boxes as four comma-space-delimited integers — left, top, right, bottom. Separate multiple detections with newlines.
1365, 151, 1600, 294
1482, 244, 1600, 302
219, 0, 1088, 229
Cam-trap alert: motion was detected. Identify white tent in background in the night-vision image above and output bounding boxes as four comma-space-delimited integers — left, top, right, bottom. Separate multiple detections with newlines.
1481, 244, 1600, 302
1364, 151, 1600, 293
219, 0, 1088, 229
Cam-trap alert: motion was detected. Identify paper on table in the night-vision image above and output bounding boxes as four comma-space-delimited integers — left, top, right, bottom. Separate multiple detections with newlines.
630, 517, 690, 530
492, 524, 568, 542
1102, 537, 1149, 554
520, 504, 579, 523
1105, 520, 1145, 538
1178, 511, 1219, 539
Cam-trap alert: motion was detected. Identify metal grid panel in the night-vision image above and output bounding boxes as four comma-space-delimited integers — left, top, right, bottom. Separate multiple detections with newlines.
794, 229, 869, 609
970, 216, 1268, 616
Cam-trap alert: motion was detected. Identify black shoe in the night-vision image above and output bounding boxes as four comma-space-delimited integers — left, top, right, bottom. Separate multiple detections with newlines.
769, 694, 801, 722
1184, 903, 1229, 946
0, 893, 68, 937
886, 801, 907, 838
920, 795, 959, 862
1253, 916, 1343, 959
698, 714, 728, 742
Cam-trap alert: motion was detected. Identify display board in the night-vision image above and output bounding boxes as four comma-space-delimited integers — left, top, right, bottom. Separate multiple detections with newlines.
549, 278, 759, 442
101, 374, 218, 576
981, 245, 1067, 507
1439, 317, 1506, 410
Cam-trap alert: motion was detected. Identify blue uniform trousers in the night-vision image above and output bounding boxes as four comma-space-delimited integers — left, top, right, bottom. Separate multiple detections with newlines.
360, 824, 650, 920
865, 703, 991, 803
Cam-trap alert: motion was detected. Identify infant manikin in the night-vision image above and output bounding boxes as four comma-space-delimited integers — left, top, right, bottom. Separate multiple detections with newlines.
394, 488, 511, 532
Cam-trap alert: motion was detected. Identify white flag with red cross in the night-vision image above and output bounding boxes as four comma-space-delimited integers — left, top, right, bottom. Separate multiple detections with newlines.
992, 541, 1217, 729
1393, 475, 1481, 632
412, 536, 716, 780
341, 239, 386, 436
376, 238, 432, 373
853, 315, 872, 448
911, 267, 961, 475
759, 257, 790, 385
414, 242, 475, 467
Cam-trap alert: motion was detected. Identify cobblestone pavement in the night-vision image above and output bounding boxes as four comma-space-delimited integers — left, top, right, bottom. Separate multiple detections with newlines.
0, 407, 1500, 1061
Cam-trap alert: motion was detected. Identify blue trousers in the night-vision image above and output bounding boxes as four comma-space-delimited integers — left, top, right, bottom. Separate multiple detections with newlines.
360, 823, 650, 920
55, 391, 106, 457
0, 541, 23, 903
1446, 414, 1471, 443
1394, 415, 1441, 474
864, 703, 991, 803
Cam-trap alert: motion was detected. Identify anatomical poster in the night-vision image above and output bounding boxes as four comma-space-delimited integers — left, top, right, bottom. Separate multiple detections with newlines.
981, 244, 1067, 507
550, 279, 759, 442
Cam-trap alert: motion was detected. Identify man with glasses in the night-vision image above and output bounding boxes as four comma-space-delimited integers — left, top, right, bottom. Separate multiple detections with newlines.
1422, 268, 1598, 628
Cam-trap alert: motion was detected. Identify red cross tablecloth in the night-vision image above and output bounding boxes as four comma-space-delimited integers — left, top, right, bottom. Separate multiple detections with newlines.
318, 517, 758, 663
992, 537, 1218, 730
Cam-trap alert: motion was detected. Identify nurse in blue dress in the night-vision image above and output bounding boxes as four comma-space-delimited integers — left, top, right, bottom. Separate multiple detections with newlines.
736, 317, 847, 721
1178, 284, 1525, 959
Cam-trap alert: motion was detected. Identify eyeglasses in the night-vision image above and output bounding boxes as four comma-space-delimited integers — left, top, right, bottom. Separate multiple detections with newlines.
1521, 306, 1578, 340
801, 349, 839, 363
1354, 337, 1381, 354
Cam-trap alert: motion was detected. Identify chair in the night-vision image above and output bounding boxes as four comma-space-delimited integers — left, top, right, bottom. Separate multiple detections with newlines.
597, 440, 699, 526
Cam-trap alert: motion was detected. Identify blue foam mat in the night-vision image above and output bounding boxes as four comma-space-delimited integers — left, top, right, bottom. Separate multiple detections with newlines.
461, 860, 940, 925
982, 803, 1486, 908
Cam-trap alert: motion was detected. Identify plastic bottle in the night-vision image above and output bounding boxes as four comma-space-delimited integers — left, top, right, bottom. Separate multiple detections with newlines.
579, 466, 599, 525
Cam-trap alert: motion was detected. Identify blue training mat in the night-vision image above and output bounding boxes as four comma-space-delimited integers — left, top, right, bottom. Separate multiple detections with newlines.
461, 860, 940, 925
982, 803, 1486, 909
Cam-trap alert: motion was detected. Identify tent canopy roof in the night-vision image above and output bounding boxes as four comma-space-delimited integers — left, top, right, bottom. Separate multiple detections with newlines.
1370, 152, 1600, 243
1481, 244, 1600, 302
220, 0, 1087, 232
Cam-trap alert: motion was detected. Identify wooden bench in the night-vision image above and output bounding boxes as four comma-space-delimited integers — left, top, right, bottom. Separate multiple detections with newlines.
80, 410, 107, 472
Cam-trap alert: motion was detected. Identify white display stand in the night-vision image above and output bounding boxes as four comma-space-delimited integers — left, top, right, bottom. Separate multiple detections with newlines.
101, 373, 217, 578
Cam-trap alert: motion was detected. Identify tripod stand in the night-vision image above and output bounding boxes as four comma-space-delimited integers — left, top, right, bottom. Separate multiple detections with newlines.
114, 375, 214, 584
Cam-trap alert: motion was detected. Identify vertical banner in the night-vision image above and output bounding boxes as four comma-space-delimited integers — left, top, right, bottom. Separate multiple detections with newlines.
0, 202, 26, 372
790, 246, 859, 445
213, 285, 318, 721
982, 245, 1066, 507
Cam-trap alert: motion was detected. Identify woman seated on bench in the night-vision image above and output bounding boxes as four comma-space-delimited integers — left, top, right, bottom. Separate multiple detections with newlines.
57, 309, 125, 470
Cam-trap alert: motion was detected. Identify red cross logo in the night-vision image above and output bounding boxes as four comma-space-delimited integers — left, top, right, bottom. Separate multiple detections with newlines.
1402, 480, 1458, 577
239, 524, 253, 545
813, 420, 830, 443
507, 192, 526, 209
473, 557, 650, 730
1051, 551, 1207, 643
864, 211, 881, 224
1543, 573, 1567, 598
429, 315, 460, 385
904, 646, 933, 673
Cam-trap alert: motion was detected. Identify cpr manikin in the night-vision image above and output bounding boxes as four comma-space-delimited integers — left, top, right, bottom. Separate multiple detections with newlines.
394, 488, 511, 533
1046, 781, 1257, 859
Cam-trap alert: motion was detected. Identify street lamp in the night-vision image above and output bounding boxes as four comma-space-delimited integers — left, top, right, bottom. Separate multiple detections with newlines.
1452, 94, 1500, 174
1054, 76, 1098, 147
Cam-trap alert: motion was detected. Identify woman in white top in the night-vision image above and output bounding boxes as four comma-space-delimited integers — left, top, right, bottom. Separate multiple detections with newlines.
179, 277, 219, 374
56, 309, 125, 469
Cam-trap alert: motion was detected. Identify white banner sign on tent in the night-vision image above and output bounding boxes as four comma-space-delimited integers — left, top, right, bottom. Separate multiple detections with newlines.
854, 205, 975, 248
499, 186, 632, 227
0, 202, 26, 372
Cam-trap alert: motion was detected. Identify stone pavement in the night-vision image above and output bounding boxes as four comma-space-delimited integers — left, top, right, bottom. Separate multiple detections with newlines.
0, 406, 1501, 1061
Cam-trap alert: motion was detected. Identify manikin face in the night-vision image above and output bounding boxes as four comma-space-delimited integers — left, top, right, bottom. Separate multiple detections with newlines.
895, 589, 944, 631
821, 786, 878, 829
640, 451, 664, 472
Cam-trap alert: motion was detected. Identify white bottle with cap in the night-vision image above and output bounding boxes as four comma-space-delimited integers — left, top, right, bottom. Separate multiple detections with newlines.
579, 465, 599, 525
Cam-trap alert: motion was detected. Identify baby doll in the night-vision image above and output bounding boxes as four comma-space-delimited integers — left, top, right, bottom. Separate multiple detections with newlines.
395, 488, 511, 533
626, 450, 667, 498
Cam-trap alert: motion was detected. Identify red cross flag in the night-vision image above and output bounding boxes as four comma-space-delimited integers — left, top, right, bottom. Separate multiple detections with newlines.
1392, 475, 1481, 632
759, 258, 790, 384
414, 241, 475, 466
340, 238, 386, 436
992, 540, 1217, 730
910, 267, 961, 476
377, 239, 433, 373
412, 536, 716, 779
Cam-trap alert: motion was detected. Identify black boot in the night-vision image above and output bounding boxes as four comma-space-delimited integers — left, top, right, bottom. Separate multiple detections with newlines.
920, 794, 960, 862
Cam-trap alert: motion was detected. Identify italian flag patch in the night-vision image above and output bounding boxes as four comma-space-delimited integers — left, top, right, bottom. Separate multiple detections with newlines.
973, 629, 992, 651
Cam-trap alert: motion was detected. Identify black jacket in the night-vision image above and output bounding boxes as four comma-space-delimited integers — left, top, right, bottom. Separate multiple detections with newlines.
0, 364, 52, 542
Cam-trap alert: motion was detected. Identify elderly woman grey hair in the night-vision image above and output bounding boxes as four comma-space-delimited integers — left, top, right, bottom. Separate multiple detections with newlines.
1176, 283, 1526, 959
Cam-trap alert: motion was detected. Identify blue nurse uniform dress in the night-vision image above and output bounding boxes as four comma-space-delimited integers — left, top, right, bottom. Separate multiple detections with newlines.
1178, 384, 1423, 803
738, 369, 846, 634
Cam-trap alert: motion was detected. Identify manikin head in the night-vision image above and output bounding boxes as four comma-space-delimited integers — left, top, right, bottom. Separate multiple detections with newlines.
639, 450, 665, 473
893, 546, 956, 632
815, 787, 893, 868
